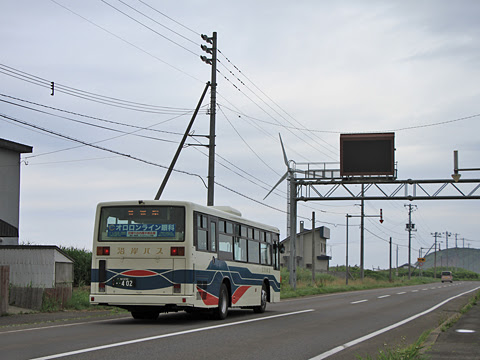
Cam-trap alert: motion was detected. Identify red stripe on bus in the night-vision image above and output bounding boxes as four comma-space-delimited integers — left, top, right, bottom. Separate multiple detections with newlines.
196, 287, 219, 306
121, 270, 158, 277
232, 286, 250, 304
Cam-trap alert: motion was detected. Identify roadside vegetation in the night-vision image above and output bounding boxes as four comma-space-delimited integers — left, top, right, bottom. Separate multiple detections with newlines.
355, 331, 431, 360
280, 266, 479, 299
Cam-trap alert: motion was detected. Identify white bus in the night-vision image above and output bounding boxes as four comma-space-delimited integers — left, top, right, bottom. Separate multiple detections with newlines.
90, 200, 281, 320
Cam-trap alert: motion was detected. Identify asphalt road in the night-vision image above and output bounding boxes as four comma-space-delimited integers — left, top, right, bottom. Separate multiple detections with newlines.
1, 281, 479, 360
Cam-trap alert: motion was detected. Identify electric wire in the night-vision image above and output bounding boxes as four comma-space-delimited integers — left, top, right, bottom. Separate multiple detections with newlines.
116, 0, 199, 47
0, 64, 198, 114
49, 0, 203, 83
217, 50, 339, 158
216, 67, 333, 161
136, 0, 200, 37
0, 112, 207, 183
218, 104, 282, 176
1, 112, 304, 217
0, 97, 188, 148
100, 0, 200, 57
0, 92, 197, 137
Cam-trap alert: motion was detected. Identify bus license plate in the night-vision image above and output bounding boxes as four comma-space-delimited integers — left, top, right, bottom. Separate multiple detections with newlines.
112, 277, 136, 288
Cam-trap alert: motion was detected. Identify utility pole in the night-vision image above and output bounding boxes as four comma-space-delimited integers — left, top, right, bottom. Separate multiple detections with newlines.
347, 208, 383, 283
396, 244, 399, 277
360, 185, 365, 280
345, 214, 351, 285
311, 212, 316, 284
431, 232, 441, 279
405, 204, 417, 279
444, 231, 451, 270
200, 32, 217, 206
389, 237, 392, 282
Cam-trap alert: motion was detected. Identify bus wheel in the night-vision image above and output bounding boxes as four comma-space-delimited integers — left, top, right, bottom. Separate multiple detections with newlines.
131, 311, 159, 320
253, 282, 267, 313
214, 283, 229, 320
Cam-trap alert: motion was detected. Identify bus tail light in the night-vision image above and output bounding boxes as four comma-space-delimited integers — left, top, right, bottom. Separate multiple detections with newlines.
97, 246, 110, 256
171, 246, 185, 256
173, 284, 181, 293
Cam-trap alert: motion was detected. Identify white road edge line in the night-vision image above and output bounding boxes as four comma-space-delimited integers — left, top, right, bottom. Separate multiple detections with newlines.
1, 316, 131, 335
310, 286, 480, 360
30, 309, 314, 360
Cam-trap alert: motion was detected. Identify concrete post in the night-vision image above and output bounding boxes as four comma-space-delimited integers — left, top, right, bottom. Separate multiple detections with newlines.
0, 266, 9, 315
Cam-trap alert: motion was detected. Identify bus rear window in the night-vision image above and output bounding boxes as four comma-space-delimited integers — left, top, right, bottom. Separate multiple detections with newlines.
98, 206, 185, 242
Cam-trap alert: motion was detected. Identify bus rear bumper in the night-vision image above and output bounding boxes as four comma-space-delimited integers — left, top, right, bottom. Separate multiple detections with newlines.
90, 294, 197, 308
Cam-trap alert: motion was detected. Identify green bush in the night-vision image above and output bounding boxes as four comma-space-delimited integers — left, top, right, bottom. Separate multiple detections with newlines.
61, 247, 92, 287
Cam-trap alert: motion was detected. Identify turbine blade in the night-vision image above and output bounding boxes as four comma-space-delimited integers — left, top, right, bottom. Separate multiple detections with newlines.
279, 133, 289, 166
263, 171, 289, 200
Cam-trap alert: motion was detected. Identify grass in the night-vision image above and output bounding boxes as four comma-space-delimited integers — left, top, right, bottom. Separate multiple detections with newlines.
440, 289, 480, 332
41, 287, 115, 312
280, 267, 437, 299
355, 331, 431, 360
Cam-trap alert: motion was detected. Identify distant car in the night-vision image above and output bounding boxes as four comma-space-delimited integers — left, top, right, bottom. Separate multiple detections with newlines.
441, 271, 453, 283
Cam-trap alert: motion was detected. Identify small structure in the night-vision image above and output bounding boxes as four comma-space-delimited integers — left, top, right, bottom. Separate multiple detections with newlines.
0, 246, 74, 310
0, 138, 32, 245
281, 223, 331, 271
0, 139, 73, 310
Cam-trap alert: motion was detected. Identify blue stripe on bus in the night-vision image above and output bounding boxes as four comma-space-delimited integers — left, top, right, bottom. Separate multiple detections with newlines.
91, 259, 280, 293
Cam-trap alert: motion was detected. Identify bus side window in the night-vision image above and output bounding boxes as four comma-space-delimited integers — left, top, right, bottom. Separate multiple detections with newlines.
248, 240, 259, 263
196, 214, 207, 251
209, 220, 217, 252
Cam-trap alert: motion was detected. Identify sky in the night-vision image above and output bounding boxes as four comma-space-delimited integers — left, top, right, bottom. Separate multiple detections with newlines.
1, 0, 479, 270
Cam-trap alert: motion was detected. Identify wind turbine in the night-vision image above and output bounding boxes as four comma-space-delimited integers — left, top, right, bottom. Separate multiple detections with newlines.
264, 133, 297, 288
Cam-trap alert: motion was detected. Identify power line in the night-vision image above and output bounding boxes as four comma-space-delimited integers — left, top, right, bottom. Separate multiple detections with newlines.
136, 0, 200, 36
117, 0, 199, 46
218, 104, 281, 176
1, 111, 207, 184
217, 49, 339, 158
0, 64, 198, 114
216, 67, 336, 161
0, 92, 198, 136
100, 0, 199, 57
49, 0, 202, 82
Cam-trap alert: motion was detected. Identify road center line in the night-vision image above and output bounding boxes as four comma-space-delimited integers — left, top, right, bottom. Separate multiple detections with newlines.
310, 286, 480, 360
377, 295, 390, 299
351, 300, 368, 304
397, 292, 407, 295
31, 309, 314, 360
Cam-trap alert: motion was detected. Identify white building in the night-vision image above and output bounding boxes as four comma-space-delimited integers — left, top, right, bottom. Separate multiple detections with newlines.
0, 138, 32, 245
281, 223, 331, 271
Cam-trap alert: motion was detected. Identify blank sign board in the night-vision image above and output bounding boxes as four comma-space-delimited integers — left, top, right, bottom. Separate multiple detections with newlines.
340, 133, 395, 176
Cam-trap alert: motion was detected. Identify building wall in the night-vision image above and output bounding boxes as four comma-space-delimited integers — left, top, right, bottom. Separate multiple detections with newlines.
0, 149, 21, 245
281, 227, 330, 271
0, 247, 73, 287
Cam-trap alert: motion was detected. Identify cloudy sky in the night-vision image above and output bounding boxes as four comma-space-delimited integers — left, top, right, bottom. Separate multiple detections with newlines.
1, 0, 479, 270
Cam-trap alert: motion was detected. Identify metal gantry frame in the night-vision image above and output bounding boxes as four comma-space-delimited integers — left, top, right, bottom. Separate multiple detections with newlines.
297, 177, 480, 201
284, 162, 480, 288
